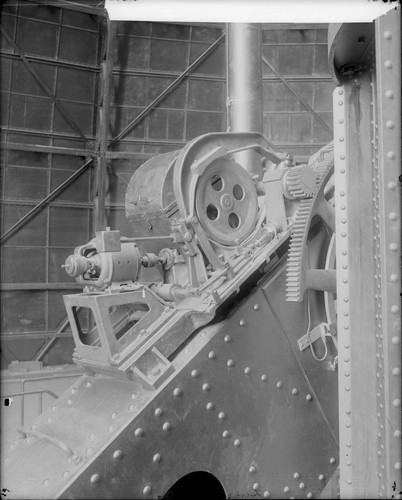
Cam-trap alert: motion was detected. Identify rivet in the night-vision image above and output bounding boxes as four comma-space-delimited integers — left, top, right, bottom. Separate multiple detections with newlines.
90, 433, 96, 440
224, 335, 231, 343
62, 470, 70, 478
284, 486, 290, 493
384, 60, 393, 69
342, 250, 347, 256
346, 422, 351, 428
173, 387, 182, 397
386, 120, 395, 129
162, 422, 171, 432
202, 383, 210, 392
113, 450, 123, 460
339, 138, 344, 142
341, 232, 346, 238
391, 305, 400, 314
318, 474, 325, 481
339, 119, 344, 124
330, 457, 336, 464
338, 90, 344, 95
143, 485, 152, 495
43, 479, 49, 487
383, 31, 392, 40
388, 181, 397, 190
263, 491, 270, 498
208, 351, 216, 360
346, 443, 352, 448
340, 168, 345, 174
131, 393, 137, 399
307, 493, 313, 499
346, 410, 351, 414
111, 412, 118, 419
71, 387, 77, 394
344, 357, 349, 362
276, 381, 283, 389
253, 483, 259, 491
390, 274, 399, 283
347, 461, 352, 466
253, 304, 260, 311
239, 319, 246, 327
299, 482, 305, 490
67, 399, 73, 405
51, 405, 57, 411
292, 388, 298, 395
108, 425, 115, 432
341, 219, 346, 224
86, 381, 93, 387
154, 408, 163, 417
385, 90, 394, 99
234, 439, 241, 447
293, 472, 300, 479
206, 402, 214, 411
90, 473, 100, 484
387, 151, 396, 159
306, 394, 312, 401
340, 155, 345, 160
345, 372, 350, 377
393, 399, 401, 408
244, 367, 251, 375
261, 374, 268, 382
249, 466, 256, 473
389, 212, 398, 221
394, 430, 401, 438
338, 101, 344, 105
153, 453, 161, 463
218, 412, 226, 420
395, 462, 401, 470
227, 359, 235, 367
340, 191, 345, 197
222, 430, 230, 438
347, 480, 352, 485
392, 336, 400, 345
135, 428, 144, 438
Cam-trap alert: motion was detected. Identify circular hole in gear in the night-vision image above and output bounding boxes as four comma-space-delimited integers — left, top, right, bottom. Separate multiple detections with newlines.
228, 212, 240, 229
206, 204, 219, 220
233, 184, 244, 200
211, 175, 223, 191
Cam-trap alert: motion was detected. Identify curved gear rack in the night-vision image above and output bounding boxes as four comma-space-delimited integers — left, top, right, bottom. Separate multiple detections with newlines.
286, 142, 336, 302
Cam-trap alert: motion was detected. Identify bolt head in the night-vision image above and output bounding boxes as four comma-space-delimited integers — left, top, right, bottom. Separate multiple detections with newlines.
90, 473, 100, 485
143, 485, 152, 495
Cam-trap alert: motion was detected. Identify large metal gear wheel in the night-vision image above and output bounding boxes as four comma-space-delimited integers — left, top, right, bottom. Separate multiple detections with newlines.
286, 142, 336, 303
194, 157, 258, 246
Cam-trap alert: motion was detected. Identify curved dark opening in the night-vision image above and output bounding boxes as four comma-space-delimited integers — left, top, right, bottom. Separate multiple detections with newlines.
163, 471, 226, 500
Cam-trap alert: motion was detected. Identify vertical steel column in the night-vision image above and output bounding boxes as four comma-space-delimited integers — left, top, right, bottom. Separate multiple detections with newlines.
94, 18, 115, 232
226, 23, 263, 174
335, 9, 401, 497
375, 9, 401, 498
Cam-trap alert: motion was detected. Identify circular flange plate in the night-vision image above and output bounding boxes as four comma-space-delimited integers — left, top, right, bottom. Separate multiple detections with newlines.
195, 158, 258, 246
